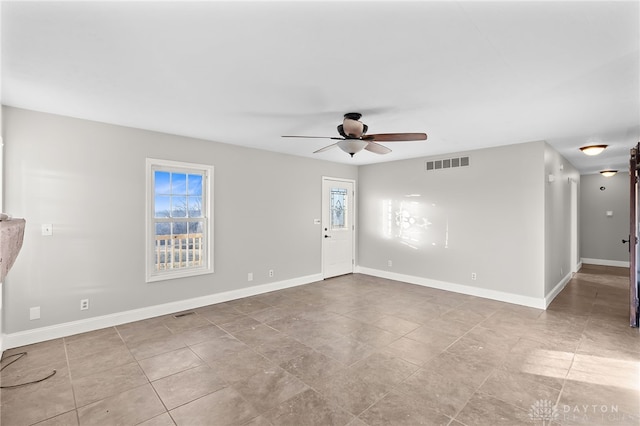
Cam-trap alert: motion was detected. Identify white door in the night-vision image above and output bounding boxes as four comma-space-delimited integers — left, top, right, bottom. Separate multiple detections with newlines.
322, 178, 355, 279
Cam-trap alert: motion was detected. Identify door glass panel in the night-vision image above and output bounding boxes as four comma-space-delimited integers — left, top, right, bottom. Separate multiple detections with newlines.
330, 188, 348, 230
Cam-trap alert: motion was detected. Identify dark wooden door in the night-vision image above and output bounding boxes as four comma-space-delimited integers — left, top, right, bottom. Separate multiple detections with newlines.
628, 143, 639, 327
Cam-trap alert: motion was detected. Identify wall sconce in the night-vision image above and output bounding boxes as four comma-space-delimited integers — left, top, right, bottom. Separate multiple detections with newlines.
600, 170, 618, 177
579, 145, 608, 156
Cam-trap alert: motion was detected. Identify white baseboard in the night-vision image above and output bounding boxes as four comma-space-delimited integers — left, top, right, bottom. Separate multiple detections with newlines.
3, 273, 322, 350
544, 272, 573, 308
356, 267, 546, 309
581, 258, 630, 268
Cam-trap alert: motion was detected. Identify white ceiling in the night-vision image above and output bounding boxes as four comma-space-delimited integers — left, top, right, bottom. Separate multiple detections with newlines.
2, 1, 639, 173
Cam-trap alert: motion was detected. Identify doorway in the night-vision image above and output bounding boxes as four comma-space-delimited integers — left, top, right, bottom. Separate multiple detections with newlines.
322, 177, 355, 279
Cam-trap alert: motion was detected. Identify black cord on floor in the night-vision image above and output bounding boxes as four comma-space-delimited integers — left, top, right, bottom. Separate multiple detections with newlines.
0, 352, 57, 389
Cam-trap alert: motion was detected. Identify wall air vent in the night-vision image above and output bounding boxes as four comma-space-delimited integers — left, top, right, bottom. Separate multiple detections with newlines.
426, 156, 470, 171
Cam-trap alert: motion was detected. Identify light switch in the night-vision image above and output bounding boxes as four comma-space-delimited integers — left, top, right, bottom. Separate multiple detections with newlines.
42, 224, 53, 236
606, 211, 613, 217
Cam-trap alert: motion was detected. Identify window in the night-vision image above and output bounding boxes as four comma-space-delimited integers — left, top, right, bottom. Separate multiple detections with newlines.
146, 158, 213, 282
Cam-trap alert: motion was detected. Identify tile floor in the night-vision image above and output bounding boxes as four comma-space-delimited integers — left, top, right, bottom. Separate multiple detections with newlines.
1, 265, 639, 425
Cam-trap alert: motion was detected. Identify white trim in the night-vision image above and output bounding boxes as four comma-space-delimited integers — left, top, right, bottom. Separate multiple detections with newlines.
145, 158, 214, 282
3, 273, 322, 350
581, 258, 630, 268
544, 272, 573, 308
356, 266, 546, 309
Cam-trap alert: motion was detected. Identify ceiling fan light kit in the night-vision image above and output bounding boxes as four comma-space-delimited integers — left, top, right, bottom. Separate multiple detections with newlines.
338, 139, 369, 156
282, 112, 427, 157
579, 144, 608, 156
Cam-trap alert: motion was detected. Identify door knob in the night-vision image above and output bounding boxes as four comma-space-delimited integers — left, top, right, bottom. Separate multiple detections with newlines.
324, 235, 331, 238
623, 238, 630, 244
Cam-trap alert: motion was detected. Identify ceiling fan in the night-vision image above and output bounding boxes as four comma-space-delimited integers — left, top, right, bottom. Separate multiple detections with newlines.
282, 112, 427, 157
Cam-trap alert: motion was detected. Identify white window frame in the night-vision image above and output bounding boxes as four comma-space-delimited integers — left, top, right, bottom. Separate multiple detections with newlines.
145, 158, 213, 282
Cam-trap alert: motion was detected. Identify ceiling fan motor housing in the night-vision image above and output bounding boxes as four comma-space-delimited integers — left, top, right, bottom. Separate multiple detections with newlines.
339, 113, 368, 139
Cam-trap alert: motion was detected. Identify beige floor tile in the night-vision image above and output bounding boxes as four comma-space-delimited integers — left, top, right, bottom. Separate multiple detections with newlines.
373, 315, 421, 335
404, 324, 461, 347
72, 362, 148, 407
316, 370, 389, 416
347, 323, 401, 347
77, 383, 165, 425
128, 333, 187, 361
67, 343, 136, 380
205, 347, 275, 383
315, 335, 376, 366
1, 366, 75, 426
152, 364, 227, 410
137, 412, 176, 426
64, 328, 123, 360
162, 312, 212, 333
138, 347, 203, 381
381, 336, 444, 366
232, 366, 309, 413
169, 386, 258, 426
559, 379, 640, 418
395, 367, 477, 418
116, 317, 173, 346
189, 333, 249, 362
359, 390, 452, 426
349, 352, 418, 390
279, 348, 345, 388
454, 392, 531, 425
174, 324, 228, 346
264, 388, 354, 426
1, 339, 66, 375
478, 369, 561, 411
31, 410, 78, 426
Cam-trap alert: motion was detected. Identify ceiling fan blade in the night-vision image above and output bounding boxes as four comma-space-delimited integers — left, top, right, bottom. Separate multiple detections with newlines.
362, 133, 427, 142
282, 135, 343, 140
313, 143, 339, 154
365, 142, 392, 155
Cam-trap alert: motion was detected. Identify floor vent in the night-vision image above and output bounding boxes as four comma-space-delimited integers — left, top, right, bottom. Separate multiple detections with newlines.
173, 312, 196, 318
426, 156, 470, 171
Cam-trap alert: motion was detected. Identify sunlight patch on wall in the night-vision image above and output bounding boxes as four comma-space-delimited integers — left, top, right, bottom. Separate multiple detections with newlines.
382, 195, 448, 249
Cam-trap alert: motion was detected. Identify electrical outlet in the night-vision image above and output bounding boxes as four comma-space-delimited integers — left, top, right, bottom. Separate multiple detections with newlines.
248, 272, 253, 282
80, 299, 89, 310
388, 260, 393, 267
471, 272, 477, 280
268, 269, 274, 278
41, 224, 53, 236
30, 306, 41, 320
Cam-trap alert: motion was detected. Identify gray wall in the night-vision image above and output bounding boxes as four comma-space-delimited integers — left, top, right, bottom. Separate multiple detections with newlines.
2, 107, 357, 334
544, 143, 580, 295
358, 141, 549, 300
580, 172, 629, 264
2, 106, 584, 341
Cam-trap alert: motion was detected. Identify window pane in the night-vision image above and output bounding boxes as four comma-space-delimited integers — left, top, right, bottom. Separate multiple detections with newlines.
173, 221, 187, 235
330, 188, 348, 230
172, 173, 187, 194
172, 196, 187, 217
188, 196, 202, 217
155, 195, 171, 218
154, 171, 171, 195
188, 174, 203, 196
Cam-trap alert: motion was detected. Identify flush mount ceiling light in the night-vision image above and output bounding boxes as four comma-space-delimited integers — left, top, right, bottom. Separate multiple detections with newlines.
579, 144, 608, 156
600, 170, 618, 177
